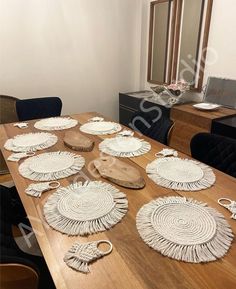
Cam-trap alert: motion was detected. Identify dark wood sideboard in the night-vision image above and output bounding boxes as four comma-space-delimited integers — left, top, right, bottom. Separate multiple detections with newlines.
119, 92, 236, 155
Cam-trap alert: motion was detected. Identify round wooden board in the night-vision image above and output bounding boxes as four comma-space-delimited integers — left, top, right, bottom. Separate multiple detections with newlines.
63, 131, 94, 152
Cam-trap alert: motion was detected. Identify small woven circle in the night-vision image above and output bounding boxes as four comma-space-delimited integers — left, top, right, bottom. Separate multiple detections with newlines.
34, 117, 78, 131
136, 196, 234, 263
43, 181, 128, 235
29, 154, 75, 173
80, 121, 121, 135
99, 137, 151, 157
146, 157, 216, 191
108, 137, 142, 152
19, 151, 85, 181
157, 159, 204, 183
57, 186, 115, 221
151, 202, 216, 245
4, 132, 57, 152
13, 133, 49, 147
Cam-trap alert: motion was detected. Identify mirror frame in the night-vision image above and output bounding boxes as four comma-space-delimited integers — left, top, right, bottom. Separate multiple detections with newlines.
147, 0, 213, 92
147, 0, 177, 85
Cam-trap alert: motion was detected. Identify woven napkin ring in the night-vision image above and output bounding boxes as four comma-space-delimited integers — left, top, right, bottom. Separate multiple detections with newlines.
13, 122, 28, 128
88, 117, 104, 122
8, 152, 35, 162
117, 130, 134, 137
155, 148, 178, 157
64, 240, 113, 273
218, 198, 236, 220
25, 181, 60, 198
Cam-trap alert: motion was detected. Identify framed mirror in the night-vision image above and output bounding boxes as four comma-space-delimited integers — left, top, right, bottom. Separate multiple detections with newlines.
148, 0, 213, 91
148, 0, 176, 85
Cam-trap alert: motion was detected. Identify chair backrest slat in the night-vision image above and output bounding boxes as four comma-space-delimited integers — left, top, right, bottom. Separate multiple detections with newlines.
0, 95, 19, 174
0, 95, 19, 124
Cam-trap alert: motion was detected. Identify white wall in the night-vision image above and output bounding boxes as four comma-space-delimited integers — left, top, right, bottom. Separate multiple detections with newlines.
204, 0, 236, 82
0, 0, 143, 119
140, 0, 236, 101
1, 0, 234, 116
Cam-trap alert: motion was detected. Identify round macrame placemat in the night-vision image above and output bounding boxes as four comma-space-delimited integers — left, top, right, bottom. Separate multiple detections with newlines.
80, 121, 122, 135
146, 157, 215, 191
136, 196, 234, 263
44, 181, 128, 235
4, 132, 58, 152
99, 136, 151, 157
34, 117, 78, 131
19, 151, 85, 181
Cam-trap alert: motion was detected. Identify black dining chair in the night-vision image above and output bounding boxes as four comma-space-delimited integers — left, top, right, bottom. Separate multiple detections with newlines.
16, 97, 62, 121
190, 133, 236, 178
130, 109, 174, 145
6, 97, 62, 227
0, 186, 56, 289
0, 185, 29, 226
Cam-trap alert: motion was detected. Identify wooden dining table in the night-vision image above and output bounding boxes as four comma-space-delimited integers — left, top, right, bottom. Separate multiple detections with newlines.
0, 112, 236, 289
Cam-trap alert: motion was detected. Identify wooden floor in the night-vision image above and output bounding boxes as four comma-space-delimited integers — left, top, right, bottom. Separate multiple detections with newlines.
0, 112, 236, 289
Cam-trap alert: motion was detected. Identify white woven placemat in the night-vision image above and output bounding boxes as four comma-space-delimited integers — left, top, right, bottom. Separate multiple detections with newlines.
99, 136, 151, 157
4, 132, 58, 152
146, 157, 215, 191
44, 181, 128, 235
136, 196, 234, 263
34, 117, 78, 131
19, 151, 85, 181
80, 121, 122, 135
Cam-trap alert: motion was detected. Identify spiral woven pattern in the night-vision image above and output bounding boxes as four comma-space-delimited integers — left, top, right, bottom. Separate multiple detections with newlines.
34, 117, 78, 131
57, 186, 115, 221
4, 132, 58, 152
157, 159, 204, 183
146, 157, 215, 191
99, 136, 151, 157
136, 196, 234, 263
44, 181, 128, 235
80, 121, 122, 135
151, 202, 216, 245
19, 151, 85, 181
29, 153, 74, 173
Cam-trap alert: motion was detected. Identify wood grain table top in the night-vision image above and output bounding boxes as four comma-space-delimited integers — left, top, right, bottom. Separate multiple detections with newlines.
0, 112, 236, 289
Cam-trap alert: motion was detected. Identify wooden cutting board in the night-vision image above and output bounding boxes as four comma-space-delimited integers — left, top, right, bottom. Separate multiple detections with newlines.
92, 156, 145, 189
63, 131, 94, 152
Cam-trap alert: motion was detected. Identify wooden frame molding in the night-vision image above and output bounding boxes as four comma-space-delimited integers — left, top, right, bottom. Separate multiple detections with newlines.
148, 0, 214, 91
197, 0, 213, 91
147, 0, 177, 85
